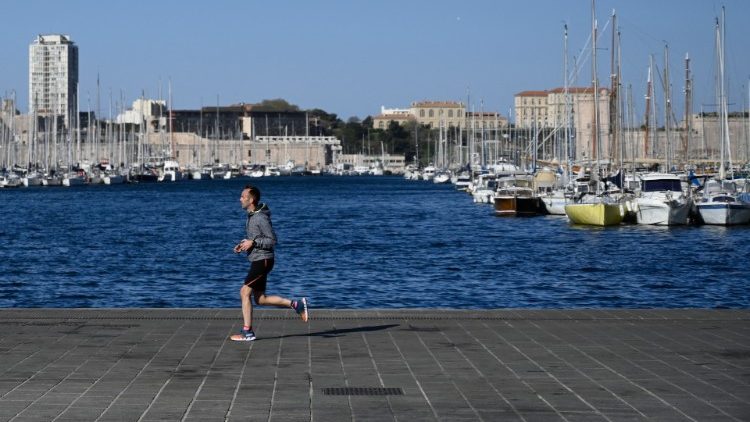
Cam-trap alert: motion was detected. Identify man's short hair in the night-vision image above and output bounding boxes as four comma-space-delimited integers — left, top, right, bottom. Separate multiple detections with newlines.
243, 185, 260, 202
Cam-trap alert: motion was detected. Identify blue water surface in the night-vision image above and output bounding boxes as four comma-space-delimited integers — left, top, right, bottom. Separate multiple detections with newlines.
1, 176, 748, 309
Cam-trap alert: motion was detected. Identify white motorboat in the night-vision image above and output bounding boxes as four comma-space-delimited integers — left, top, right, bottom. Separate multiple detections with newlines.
158, 160, 182, 182
1, 173, 23, 188
452, 171, 472, 191
470, 174, 497, 204
433, 171, 451, 184
634, 173, 690, 225
422, 165, 436, 181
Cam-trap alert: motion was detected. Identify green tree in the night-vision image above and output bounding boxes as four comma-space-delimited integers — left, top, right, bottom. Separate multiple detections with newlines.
253, 98, 301, 112
361, 116, 373, 129
307, 108, 341, 136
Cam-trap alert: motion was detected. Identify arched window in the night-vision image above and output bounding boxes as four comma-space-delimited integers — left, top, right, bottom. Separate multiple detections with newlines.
419, 110, 425, 117
448, 110, 454, 118
429, 110, 434, 118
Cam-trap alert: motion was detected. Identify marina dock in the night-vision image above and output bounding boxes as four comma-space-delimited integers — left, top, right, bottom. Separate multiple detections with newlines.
1, 309, 748, 421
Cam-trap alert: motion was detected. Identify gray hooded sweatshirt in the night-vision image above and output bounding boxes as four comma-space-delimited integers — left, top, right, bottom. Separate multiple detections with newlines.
244, 202, 276, 262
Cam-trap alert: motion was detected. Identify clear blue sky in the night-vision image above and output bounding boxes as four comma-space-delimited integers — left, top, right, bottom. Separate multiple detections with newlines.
2, 0, 749, 121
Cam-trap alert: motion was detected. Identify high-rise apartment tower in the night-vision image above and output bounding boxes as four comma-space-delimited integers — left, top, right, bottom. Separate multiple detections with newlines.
28, 34, 79, 125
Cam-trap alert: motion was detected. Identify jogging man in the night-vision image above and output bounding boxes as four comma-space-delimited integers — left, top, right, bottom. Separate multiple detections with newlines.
231, 184, 308, 341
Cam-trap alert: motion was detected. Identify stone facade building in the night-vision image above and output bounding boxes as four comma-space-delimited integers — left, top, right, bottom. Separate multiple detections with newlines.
373, 101, 508, 131
515, 87, 611, 161
409, 101, 466, 128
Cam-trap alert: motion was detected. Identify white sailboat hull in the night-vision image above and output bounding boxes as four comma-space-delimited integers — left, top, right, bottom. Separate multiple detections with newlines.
697, 203, 750, 225
23, 175, 44, 187
62, 175, 86, 187
541, 195, 567, 215
104, 175, 125, 185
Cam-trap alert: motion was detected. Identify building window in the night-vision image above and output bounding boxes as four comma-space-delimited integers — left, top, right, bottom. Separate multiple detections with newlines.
429, 110, 434, 118
448, 110, 453, 118
248, 150, 252, 157
419, 110, 425, 117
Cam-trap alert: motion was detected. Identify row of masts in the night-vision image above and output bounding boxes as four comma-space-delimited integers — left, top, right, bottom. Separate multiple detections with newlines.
3, 6, 748, 177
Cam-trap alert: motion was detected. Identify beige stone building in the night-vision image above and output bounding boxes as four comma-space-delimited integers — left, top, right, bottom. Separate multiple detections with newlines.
158, 134, 341, 170
374, 101, 508, 131
465, 111, 508, 130
410, 101, 466, 128
514, 87, 611, 161
372, 113, 415, 129
514, 91, 549, 128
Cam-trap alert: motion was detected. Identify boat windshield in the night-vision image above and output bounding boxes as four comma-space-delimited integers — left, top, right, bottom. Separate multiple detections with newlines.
642, 179, 682, 192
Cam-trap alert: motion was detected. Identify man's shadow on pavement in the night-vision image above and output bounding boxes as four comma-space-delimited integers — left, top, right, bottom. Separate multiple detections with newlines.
258, 324, 400, 340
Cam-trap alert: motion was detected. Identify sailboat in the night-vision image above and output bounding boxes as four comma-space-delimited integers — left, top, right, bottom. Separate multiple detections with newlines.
697, 179, 750, 225
696, 8, 750, 225
540, 25, 575, 216
564, 1, 624, 226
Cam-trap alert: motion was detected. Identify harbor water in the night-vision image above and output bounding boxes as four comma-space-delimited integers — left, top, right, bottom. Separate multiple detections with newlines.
1, 176, 748, 309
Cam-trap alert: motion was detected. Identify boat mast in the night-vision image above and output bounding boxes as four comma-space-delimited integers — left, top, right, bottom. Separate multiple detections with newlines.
664, 43, 672, 172
683, 54, 692, 166
591, 0, 601, 186
650, 55, 659, 164
610, 10, 624, 182
720, 7, 733, 179
716, 12, 726, 180
169, 78, 174, 159
644, 62, 652, 159
616, 26, 624, 181
563, 23, 572, 181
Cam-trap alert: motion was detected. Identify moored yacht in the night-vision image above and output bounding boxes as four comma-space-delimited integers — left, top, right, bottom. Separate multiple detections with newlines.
158, 159, 182, 182
422, 165, 436, 181
493, 174, 540, 216
634, 173, 690, 225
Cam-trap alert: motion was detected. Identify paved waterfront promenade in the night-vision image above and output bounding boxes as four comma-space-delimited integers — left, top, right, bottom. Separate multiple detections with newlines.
0, 309, 748, 421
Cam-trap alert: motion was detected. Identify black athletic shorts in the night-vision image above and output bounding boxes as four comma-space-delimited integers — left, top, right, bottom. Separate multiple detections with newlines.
244, 258, 274, 292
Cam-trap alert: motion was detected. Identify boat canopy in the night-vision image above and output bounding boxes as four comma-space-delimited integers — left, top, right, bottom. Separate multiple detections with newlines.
642, 179, 682, 192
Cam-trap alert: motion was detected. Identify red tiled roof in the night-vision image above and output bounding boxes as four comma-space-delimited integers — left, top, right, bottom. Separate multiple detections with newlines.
515, 90, 549, 97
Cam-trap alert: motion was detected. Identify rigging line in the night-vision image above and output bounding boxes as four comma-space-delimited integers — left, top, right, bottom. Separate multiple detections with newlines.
569, 16, 612, 86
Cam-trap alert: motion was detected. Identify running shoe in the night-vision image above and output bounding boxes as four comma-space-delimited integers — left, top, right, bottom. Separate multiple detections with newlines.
293, 298, 309, 322
230, 328, 256, 342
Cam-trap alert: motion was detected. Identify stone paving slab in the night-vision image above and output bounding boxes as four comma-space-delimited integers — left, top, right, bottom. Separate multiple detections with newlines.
0, 309, 748, 421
